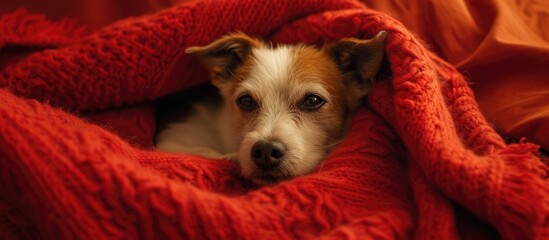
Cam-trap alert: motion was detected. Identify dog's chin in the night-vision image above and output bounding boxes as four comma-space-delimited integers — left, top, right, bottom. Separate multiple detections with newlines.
251, 176, 280, 186
248, 169, 293, 186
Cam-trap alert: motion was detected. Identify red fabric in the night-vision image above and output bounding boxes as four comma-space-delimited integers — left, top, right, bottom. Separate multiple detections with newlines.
0, 0, 185, 28
0, 0, 547, 239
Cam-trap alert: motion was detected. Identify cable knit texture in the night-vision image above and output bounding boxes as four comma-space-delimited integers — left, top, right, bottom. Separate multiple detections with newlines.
0, 0, 547, 239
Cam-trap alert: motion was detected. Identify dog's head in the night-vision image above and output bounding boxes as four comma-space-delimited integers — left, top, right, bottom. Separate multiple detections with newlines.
186, 31, 387, 184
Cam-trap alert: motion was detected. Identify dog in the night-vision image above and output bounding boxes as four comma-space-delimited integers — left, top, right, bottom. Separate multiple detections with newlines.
155, 31, 388, 185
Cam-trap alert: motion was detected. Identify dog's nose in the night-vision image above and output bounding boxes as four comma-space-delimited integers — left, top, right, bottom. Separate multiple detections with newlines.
251, 140, 286, 169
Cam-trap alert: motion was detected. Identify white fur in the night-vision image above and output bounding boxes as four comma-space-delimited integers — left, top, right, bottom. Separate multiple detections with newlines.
155, 102, 237, 159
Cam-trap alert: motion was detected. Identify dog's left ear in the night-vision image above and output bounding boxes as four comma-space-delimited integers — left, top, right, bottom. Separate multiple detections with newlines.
325, 31, 388, 108
186, 33, 261, 82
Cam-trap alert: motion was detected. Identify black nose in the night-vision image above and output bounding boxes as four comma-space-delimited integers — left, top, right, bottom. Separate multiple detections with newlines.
251, 140, 286, 169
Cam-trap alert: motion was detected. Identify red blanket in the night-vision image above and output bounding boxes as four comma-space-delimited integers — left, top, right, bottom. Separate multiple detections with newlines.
0, 0, 547, 239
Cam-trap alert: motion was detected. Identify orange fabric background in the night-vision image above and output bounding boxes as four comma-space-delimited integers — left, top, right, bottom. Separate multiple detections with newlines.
1, 0, 547, 149
360, 0, 549, 150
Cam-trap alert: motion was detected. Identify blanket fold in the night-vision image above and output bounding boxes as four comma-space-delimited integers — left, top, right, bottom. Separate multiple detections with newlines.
0, 0, 547, 239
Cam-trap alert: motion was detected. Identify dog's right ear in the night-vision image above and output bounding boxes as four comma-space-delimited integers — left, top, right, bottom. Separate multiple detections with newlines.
324, 31, 388, 111
186, 33, 260, 81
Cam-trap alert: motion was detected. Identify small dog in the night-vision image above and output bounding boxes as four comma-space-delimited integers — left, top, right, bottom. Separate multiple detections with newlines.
156, 31, 387, 185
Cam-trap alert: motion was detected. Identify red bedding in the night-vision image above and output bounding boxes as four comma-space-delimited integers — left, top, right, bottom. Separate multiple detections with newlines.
0, 0, 547, 239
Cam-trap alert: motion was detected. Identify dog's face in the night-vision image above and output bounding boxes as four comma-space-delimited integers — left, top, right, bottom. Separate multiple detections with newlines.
187, 32, 387, 184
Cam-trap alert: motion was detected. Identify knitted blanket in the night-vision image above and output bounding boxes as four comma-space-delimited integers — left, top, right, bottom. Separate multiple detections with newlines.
0, 0, 547, 239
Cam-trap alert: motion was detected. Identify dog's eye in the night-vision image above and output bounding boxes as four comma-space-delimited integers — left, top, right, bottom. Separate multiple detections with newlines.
300, 94, 325, 111
237, 95, 258, 111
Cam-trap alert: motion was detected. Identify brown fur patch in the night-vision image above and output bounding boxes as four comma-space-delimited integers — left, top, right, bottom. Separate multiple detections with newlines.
291, 46, 348, 146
